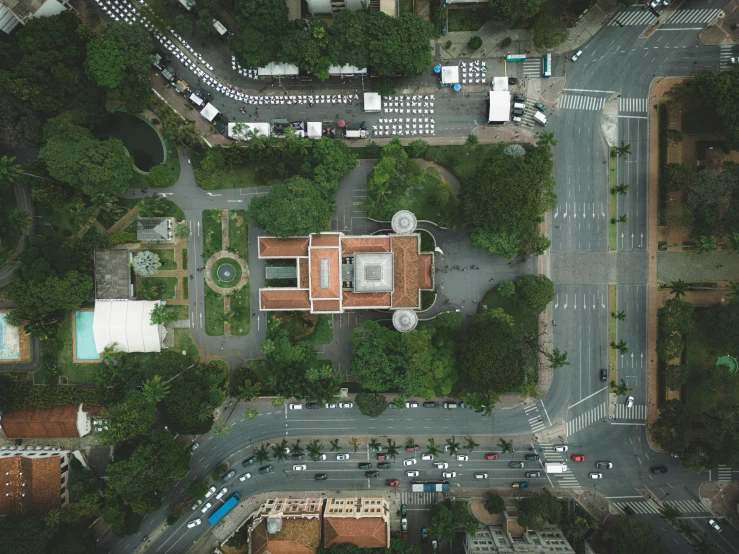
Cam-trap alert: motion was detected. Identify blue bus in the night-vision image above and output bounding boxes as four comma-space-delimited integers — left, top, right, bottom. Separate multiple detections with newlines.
505, 54, 527, 62
208, 493, 240, 525
543, 53, 552, 78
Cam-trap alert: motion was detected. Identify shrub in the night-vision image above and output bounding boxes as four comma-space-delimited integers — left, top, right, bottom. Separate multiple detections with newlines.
500, 37, 512, 48
147, 164, 177, 187
497, 280, 516, 297
467, 36, 483, 51
109, 231, 137, 245
356, 393, 388, 417
444, 40, 452, 49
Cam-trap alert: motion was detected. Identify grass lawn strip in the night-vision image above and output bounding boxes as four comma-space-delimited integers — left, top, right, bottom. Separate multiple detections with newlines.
204, 286, 225, 336
202, 209, 223, 260
154, 248, 177, 270
228, 284, 250, 336
609, 148, 618, 252
608, 284, 618, 384
173, 328, 200, 360
141, 277, 178, 299
228, 210, 249, 259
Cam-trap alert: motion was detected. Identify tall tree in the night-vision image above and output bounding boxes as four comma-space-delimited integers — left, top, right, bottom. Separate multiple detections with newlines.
98, 390, 156, 445
516, 274, 555, 314
518, 489, 561, 531
610, 513, 667, 554
142, 375, 171, 404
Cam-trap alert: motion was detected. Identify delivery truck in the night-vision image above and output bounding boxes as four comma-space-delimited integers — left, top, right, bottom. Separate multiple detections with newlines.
545, 462, 568, 474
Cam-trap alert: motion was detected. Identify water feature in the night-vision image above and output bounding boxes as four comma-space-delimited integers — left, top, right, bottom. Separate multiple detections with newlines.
94, 112, 165, 172
75, 311, 100, 360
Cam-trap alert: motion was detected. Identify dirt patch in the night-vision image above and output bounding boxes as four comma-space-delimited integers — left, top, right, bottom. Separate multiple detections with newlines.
231, 213, 245, 228
274, 311, 318, 340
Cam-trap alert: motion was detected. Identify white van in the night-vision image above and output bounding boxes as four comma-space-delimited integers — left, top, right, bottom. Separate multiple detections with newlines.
533, 111, 548, 126
512, 102, 526, 111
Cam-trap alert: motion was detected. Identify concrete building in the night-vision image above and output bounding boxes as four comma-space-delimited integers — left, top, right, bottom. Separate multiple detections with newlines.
304, 0, 395, 17
466, 526, 575, 553
0, 0, 72, 34
323, 497, 390, 549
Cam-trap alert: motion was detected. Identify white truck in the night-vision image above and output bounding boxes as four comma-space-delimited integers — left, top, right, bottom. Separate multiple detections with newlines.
533, 111, 548, 126
545, 462, 568, 474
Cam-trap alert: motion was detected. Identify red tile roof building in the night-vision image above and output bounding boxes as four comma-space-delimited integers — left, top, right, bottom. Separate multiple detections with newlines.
0, 405, 93, 439
259, 232, 434, 315
0, 448, 71, 517
323, 497, 390, 549
248, 497, 324, 554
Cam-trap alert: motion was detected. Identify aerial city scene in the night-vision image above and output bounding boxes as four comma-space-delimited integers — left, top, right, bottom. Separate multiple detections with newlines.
0, 0, 738, 552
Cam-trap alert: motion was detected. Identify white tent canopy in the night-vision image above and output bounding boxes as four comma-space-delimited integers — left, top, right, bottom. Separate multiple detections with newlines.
363, 92, 381, 112
488, 91, 510, 123
329, 65, 368, 75
228, 122, 270, 139
441, 66, 460, 85
93, 301, 165, 353
189, 93, 204, 106
307, 122, 323, 139
257, 62, 299, 77
492, 76, 509, 91
200, 103, 219, 122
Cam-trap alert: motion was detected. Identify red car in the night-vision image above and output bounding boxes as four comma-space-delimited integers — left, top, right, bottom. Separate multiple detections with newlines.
385, 479, 400, 487
485, 453, 499, 460
377, 454, 387, 461
571, 454, 586, 462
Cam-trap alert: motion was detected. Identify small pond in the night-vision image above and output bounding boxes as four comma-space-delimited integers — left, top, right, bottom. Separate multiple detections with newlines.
95, 111, 164, 172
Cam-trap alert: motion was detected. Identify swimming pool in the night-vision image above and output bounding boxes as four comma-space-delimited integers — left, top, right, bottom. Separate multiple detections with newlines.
0, 313, 20, 360
75, 311, 100, 361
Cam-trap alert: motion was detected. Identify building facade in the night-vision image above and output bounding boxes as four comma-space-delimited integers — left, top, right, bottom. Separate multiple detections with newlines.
466, 526, 575, 554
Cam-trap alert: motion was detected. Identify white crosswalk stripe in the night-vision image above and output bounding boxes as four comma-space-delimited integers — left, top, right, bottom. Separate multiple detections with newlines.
717, 465, 732, 482
399, 492, 440, 505
664, 8, 722, 25
519, 98, 538, 127
613, 404, 647, 420
525, 403, 546, 432
614, 499, 709, 515
522, 58, 542, 77
613, 501, 658, 514
608, 8, 658, 26
720, 45, 735, 71
619, 97, 648, 113
559, 94, 606, 111
554, 474, 581, 489
568, 403, 607, 437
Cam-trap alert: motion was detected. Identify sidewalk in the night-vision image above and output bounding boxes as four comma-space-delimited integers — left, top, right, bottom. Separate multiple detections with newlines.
700, 481, 739, 530
699, 0, 739, 46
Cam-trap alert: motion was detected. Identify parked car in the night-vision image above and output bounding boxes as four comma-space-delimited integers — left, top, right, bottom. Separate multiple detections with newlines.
204, 486, 216, 499
600, 368, 608, 382
423, 402, 436, 408
376, 454, 387, 461
242, 456, 257, 467
187, 519, 201, 528
525, 471, 541, 478
388, 403, 396, 409
401, 504, 407, 516
293, 464, 307, 471
406, 445, 420, 452
403, 459, 417, 466
442, 471, 457, 478
289, 403, 302, 410
435, 462, 448, 469
421, 527, 428, 539
259, 465, 273, 474
337, 454, 349, 461
325, 403, 337, 409
406, 470, 419, 477
651, 465, 668, 474
596, 461, 613, 469
708, 518, 722, 532
190, 443, 200, 453
554, 445, 568, 452
474, 473, 488, 479
306, 402, 318, 409
316, 454, 327, 461
377, 462, 391, 469
222, 470, 236, 481
406, 401, 419, 408
200, 502, 212, 514
589, 472, 603, 480
401, 518, 408, 532
365, 471, 379, 478
238, 473, 251, 481
422, 454, 434, 461
315, 473, 328, 480
215, 487, 228, 500
386, 479, 400, 486
571, 50, 583, 62
513, 93, 525, 102
358, 462, 372, 470
511, 481, 529, 488
338, 402, 353, 408
457, 455, 469, 461
524, 454, 539, 461
509, 461, 524, 469
191, 499, 203, 511
534, 102, 546, 112
485, 453, 499, 460
291, 454, 305, 461
571, 455, 586, 463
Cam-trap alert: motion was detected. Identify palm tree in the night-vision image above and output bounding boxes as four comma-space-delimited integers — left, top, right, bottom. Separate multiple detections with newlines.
611, 339, 629, 355
660, 504, 682, 525
8, 209, 32, 233
212, 419, 232, 437
349, 438, 361, 452
426, 438, 441, 457
666, 279, 689, 299
691, 532, 715, 554
548, 348, 570, 369
329, 439, 343, 452
676, 519, 694, 539
498, 438, 514, 455
68, 201, 96, 228
245, 407, 259, 420
196, 402, 213, 422
725, 232, 739, 253
617, 214, 628, 224
464, 436, 479, 451
611, 183, 629, 195
0, 155, 22, 188
536, 132, 557, 147
368, 438, 382, 452
291, 440, 304, 457
236, 378, 261, 402
614, 141, 632, 158
445, 436, 460, 457
610, 379, 633, 396
406, 438, 416, 449
232, 123, 248, 142
698, 235, 718, 254
254, 444, 271, 464
272, 439, 289, 461
611, 310, 627, 321
385, 439, 399, 459
307, 439, 325, 460
43, 507, 61, 528
142, 375, 170, 403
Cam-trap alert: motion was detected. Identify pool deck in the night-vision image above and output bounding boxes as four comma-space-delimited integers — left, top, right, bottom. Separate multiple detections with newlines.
0, 309, 31, 364
72, 309, 101, 364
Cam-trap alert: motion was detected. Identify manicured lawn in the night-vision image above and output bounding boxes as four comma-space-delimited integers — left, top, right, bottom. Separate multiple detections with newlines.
36, 314, 98, 385
350, 146, 381, 159
204, 286, 225, 336
35, 202, 82, 239
218, 165, 259, 189
141, 277, 178, 299
426, 144, 497, 183
212, 257, 242, 288
229, 284, 250, 336
0, 186, 20, 266
448, 6, 491, 31
169, 305, 189, 320
228, 210, 249, 259
274, 312, 332, 345
155, 248, 177, 270
173, 328, 199, 361
482, 286, 537, 335
202, 209, 223, 260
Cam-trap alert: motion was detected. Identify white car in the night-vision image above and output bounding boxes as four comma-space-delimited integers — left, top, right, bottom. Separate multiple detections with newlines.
406, 470, 419, 477
338, 402, 353, 408
626, 396, 634, 408
293, 464, 307, 471
191, 499, 203, 511
200, 502, 212, 514
204, 486, 217, 499
457, 455, 468, 461
554, 444, 569, 452
289, 403, 302, 410
589, 472, 603, 480
422, 454, 434, 461
649, 0, 660, 8
731, 57, 738, 65
434, 462, 448, 469
406, 401, 419, 408
317, 454, 327, 460
571, 50, 582, 62
401, 517, 408, 533
337, 454, 349, 460
187, 519, 201, 528
442, 471, 457, 478
239, 473, 251, 481
403, 459, 417, 466
708, 519, 722, 532
215, 487, 228, 501
474, 473, 488, 479
325, 403, 337, 408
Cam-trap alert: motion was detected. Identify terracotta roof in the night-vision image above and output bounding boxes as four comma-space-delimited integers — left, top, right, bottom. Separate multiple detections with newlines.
309, 248, 341, 300
341, 237, 391, 254
260, 289, 311, 310
324, 517, 388, 549
298, 258, 309, 289
0, 406, 79, 439
259, 237, 309, 258
419, 253, 434, 290
342, 292, 392, 308
0, 456, 62, 516
310, 233, 340, 247
391, 236, 420, 308
251, 518, 321, 554
313, 300, 341, 312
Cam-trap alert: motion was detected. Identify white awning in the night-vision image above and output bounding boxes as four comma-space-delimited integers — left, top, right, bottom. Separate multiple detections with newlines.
228, 122, 270, 139
257, 62, 299, 76
200, 103, 219, 122
492, 76, 509, 91
307, 122, 322, 139
212, 19, 228, 36
328, 65, 367, 75
189, 93, 204, 106
92, 301, 165, 353
488, 91, 510, 123
441, 66, 460, 85
363, 92, 381, 112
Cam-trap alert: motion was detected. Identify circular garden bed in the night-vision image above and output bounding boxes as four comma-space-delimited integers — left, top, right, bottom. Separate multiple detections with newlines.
212, 257, 242, 289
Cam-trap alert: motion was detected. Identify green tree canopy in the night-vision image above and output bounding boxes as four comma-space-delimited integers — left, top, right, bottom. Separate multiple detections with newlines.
516, 274, 555, 314
85, 22, 152, 89
159, 363, 227, 434
302, 137, 357, 195
485, 493, 506, 514
610, 513, 667, 554
0, 512, 55, 554
98, 390, 156, 446
532, 15, 568, 50
518, 489, 561, 530
659, 298, 695, 335
355, 393, 388, 417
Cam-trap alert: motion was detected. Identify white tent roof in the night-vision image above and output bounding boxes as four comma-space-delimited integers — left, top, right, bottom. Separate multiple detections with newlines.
200, 103, 219, 122
441, 66, 459, 85
328, 65, 367, 75
212, 19, 228, 36
92, 301, 165, 353
257, 62, 299, 76
307, 121, 322, 138
363, 92, 381, 112
227, 122, 270, 140
492, 76, 509, 91
488, 91, 510, 123
189, 93, 204, 106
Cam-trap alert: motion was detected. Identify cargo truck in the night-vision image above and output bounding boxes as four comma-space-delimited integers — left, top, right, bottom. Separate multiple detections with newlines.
545, 462, 567, 474
411, 482, 450, 492
533, 111, 548, 126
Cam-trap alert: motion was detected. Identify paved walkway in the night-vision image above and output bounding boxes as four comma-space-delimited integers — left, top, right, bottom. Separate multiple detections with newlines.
105, 204, 140, 236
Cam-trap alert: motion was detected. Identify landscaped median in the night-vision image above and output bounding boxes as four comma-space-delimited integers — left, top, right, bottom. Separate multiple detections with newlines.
608, 147, 618, 251
608, 284, 618, 387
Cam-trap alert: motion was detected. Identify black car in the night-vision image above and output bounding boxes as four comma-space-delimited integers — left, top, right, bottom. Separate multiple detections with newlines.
377, 462, 391, 469
314, 473, 328, 480
525, 470, 541, 478
509, 78, 519, 86
513, 93, 524, 102
423, 401, 436, 408
401, 504, 407, 516
258, 465, 273, 474
242, 456, 257, 467
365, 471, 379, 478
651, 465, 668, 474
524, 454, 539, 461
358, 462, 372, 470
388, 403, 396, 409
512, 108, 524, 117
291, 454, 306, 461
600, 368, 608, 382
306, 402, 319, 409
509, 461, 524, 469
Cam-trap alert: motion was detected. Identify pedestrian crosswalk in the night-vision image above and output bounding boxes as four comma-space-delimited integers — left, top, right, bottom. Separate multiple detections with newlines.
619, 97, 648, 113
613, 404, 647, 420
664, 8, 722, 26
525, 403, 546, 433
522, 58, 541, 78
608, 8, 658, 26
720, 45, 736, 71
519, 98, 539, 127
613, 499, 709, 515
398, 492, 440, 505
537, 443, 582, 489
717, 465, 732, 482
567, 403, 607, 437
559, 94, 606, 111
